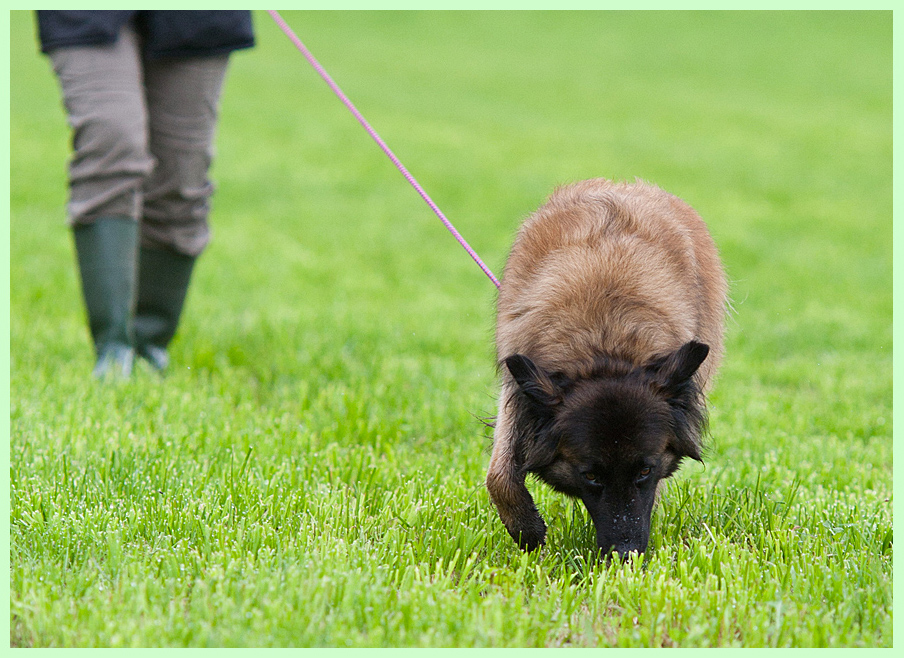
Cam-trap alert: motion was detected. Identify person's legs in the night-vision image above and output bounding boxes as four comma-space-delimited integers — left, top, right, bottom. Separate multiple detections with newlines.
134, 54, 229, 370
50, 25, 152, 377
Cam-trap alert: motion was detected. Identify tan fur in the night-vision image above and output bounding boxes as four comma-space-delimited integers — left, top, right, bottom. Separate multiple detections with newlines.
487, 178, 727, 544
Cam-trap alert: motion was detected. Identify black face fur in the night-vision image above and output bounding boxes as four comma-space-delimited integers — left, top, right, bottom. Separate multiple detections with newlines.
505, 341, 709, 556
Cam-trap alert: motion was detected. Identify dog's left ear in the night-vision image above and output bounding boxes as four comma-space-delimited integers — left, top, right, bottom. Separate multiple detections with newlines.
649, 341, 709, 463
650, 341, 709, 394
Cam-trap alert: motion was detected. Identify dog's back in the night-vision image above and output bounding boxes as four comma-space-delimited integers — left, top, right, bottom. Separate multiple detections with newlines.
496, 178, 726, 388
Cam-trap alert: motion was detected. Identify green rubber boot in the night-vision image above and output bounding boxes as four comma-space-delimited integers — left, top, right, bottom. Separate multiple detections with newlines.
72, 217, 139, 379
134, 246, 196, 372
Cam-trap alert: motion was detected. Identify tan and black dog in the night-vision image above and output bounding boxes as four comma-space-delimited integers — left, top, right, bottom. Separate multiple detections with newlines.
487, 178, 727, 555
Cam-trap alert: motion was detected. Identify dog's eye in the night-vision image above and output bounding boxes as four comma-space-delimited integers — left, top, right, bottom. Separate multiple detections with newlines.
636, 466, 653, 483
583, 472, 598, 482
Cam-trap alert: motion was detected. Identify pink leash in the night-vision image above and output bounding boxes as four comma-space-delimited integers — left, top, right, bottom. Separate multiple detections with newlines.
267, 10, 501, 289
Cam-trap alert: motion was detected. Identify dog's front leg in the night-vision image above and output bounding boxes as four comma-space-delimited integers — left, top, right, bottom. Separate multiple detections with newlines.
486, 387, 547, 551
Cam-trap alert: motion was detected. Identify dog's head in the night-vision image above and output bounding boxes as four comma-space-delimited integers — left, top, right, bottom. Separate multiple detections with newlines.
505, 341, 709, 556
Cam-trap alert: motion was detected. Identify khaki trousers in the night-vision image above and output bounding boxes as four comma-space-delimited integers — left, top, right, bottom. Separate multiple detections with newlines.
49, 24, 229, 257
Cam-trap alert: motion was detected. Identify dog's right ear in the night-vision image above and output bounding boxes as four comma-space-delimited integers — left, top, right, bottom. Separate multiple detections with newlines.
505, 354, 565, 409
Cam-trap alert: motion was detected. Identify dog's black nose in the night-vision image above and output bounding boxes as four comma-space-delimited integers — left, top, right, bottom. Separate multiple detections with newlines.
600, 539, 646, 561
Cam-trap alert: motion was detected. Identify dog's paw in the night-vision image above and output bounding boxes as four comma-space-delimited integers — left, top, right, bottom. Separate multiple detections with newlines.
509, 514, 547, 552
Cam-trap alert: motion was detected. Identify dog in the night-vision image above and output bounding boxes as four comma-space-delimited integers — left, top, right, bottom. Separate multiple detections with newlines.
486, 178, 727, 556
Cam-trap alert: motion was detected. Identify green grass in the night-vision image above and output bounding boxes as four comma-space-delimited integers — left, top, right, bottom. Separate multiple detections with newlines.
9, 10, 892, 647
